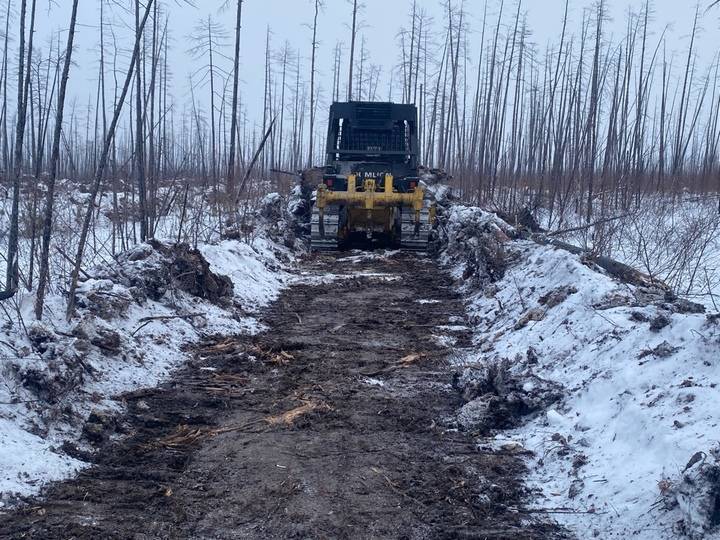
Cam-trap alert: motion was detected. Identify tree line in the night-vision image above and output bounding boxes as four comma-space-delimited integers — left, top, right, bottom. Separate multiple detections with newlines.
1, 0, 720, 320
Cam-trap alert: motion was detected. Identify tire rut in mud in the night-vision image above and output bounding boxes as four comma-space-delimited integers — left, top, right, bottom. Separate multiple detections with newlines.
0, 252, 564, 539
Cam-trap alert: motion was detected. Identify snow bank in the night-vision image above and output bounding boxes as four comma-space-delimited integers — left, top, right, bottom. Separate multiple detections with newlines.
200, 237, 289, 310
536, 195, 720, 306
0, 236, 292, 503
442, 205, 720, 539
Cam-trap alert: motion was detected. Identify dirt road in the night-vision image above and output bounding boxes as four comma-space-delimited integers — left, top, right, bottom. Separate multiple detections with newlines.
0, 252, 564, 539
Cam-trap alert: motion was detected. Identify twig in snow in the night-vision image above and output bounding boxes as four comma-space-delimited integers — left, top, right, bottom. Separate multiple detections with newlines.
523, 507, 607, 515
590, 305, 621, 328
131, 313, 206, 336
512, 275, 527, 311
690, 328, 708, 341
0, 339, 18, 353
0, 397, 42, 405
12, 297, 28, 338
705, 268, 719, 312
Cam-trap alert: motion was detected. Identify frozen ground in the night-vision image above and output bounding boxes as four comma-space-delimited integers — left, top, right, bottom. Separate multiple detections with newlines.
442, 205, 720, 539
0, 232, 293, 503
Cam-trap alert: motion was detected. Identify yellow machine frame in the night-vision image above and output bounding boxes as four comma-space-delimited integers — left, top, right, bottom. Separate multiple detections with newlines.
315, 173, 432, 230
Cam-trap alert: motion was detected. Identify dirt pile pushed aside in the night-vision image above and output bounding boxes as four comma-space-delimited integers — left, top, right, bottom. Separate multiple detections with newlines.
420, 168, 455, 207
453, 360, 563, 433
227, 191, 307, 250
439, 205, 518, 285
663, 447, 720, 539
11, 242, 234, 416
86, 241, 233, 309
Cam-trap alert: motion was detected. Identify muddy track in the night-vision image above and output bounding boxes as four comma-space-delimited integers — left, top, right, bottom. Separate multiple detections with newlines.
0, 252, 564, 539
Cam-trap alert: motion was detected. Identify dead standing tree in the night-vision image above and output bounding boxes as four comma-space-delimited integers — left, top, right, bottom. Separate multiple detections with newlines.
135, 0, 148, 241
226, 0, 243, 201
66, 0, 155, 320
346, 0, 361, 101
2, 0, 36, 300
0, 2, 10, 174
187, 15, 229, 190
694, 2, 720, 214
306, 0, 321, 168
34, 0, 80, 319
584, 0, 604, 223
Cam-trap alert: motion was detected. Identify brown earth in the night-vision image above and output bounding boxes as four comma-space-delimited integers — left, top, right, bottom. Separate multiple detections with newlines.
0, 251, 565, 539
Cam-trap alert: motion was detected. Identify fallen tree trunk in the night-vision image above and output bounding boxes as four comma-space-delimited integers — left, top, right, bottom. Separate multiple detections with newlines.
531, 234, 670, 291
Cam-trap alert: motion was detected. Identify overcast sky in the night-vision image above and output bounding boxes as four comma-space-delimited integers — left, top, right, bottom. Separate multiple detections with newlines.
27, 0, 720, 130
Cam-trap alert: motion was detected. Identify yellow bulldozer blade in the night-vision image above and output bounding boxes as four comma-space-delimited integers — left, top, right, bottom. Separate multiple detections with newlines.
311, 174, 434, 251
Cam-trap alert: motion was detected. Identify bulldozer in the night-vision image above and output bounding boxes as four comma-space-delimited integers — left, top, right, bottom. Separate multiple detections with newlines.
310, 101, 435, 251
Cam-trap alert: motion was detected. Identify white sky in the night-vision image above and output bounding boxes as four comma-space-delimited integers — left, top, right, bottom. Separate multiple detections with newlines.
27, 0, 720, 130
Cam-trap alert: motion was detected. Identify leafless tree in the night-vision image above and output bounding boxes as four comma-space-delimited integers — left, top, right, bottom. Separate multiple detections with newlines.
306, 0, 321, 168
226, 0, 243, 198
2, 0, 36, 299
35, 0, 79, 319
66, 0, 156, 319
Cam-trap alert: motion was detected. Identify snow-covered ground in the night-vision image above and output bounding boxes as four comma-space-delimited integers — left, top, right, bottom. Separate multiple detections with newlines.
0, 195, 294, 503
536, 195, 720, 307
442, 205, 720, 539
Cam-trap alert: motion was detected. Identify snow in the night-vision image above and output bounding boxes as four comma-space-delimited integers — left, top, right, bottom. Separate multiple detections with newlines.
200, 237, 292, 312
443, 206, 720, 539
0, 418, 83, 496
536, 195, 720, 306
0, 234, 293, 502
436, 324, 470, 332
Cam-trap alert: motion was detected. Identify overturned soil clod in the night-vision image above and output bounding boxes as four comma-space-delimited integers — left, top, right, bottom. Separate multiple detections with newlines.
0, 252, 565, 539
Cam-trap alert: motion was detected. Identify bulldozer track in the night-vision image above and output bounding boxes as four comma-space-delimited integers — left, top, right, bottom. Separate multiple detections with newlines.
310, 205, 433, 251
310, 206, 340, 251
400, 207, 432, 251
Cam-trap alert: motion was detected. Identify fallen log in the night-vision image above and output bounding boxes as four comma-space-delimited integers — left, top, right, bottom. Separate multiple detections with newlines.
531, 234, 670, 291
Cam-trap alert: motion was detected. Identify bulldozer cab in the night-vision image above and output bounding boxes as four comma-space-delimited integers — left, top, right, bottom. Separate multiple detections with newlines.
325, 102, 419, 188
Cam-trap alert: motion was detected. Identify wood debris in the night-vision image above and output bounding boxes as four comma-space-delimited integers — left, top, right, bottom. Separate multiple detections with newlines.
265, 400, 332, 426
250, 344, 296, 365
271, 350, 295, 365
397, 353, 426, 367
150, 425, 205, 449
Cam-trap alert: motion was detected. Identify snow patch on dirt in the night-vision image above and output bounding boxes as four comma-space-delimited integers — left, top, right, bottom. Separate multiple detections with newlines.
442, 205, 720, 539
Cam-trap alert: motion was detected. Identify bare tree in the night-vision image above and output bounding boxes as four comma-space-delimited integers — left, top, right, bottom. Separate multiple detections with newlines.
307, 0, 321, 167
35, 0, 79, 319
187, 15, 228, 185
346, 0, 360, 101
134, 0, 148, 241
226, 0, 243, 198
66, 0, 155, 320
0, 1, 10, 172
2, 0, 36, 299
